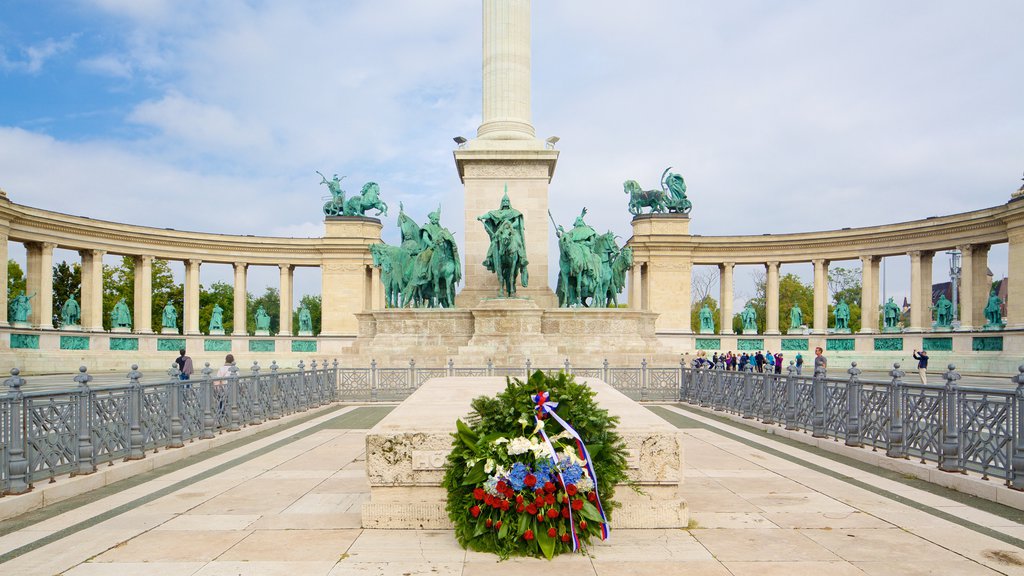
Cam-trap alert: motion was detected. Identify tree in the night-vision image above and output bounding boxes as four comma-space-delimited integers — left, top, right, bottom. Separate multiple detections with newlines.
293, 294, 322, 335
690, 295, 719, 333
200, 282, 234, 334
8, 259, 26, 304
52, 261, 82, 327
691, 269, 717, 304
247, 287, 280, 334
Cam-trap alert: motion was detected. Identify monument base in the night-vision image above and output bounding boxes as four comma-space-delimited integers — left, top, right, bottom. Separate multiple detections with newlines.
111, 327, 131, 334
882, 326, 903, 333
931, 325, 953, 332
742, 329, 758, 335
160, 327, 179, 335
62, 324, 82, 332
255, 330, 271, 336
699, 328, 715, 335
983, 323, 1006, 331
10, 321, 31, 329
361, 376, 687, 529
209, 329, 225, 336
298, 330, 313, 337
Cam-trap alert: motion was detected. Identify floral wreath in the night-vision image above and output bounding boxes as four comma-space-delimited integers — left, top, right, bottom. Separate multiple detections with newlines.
443, 371, 629, 559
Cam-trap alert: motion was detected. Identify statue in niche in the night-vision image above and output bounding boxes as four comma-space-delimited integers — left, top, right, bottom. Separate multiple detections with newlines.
9, 291, 35, 324
789, 303, 803, 331
932, 294, 953, 328
478, 189, 528, 297
883, 297, 901, 330
209, 304, 225, 333
740, 302, 758, 333
698, 303, 715, 333
254, 305, 272, 333
111, 298, 132, 329
61, 296, 81, 327
833, 299, 851, 331
298, 304, 313, 333
983, 290, 1004, 328
162, 302, 178, 331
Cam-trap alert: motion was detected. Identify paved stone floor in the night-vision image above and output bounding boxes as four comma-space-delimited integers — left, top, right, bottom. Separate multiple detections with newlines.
1, 403, 1023, 575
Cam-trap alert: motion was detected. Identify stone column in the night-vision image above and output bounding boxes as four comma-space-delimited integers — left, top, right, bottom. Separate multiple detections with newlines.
25, 242, 56, 329
969, 244, 990, 329
478, 0, 534, 141
719, 262, 734, 334
132, 255, 154, 333
0, 232, 8, 326
279, 264, 294, 336
321, 217, 382, 336
80, 249, 105, 332
765, 261, 780, 335
958, 245, 975, 330
812, 259, 829, 334
859, 255, 879, 333
184, 259, 202, 335
629, 264, 643, 309
1009, 229, 1024, 329
232, 262, 247, 336
627, 215, 692, 333
908, 250, 934, 332
370, 265, 383, 309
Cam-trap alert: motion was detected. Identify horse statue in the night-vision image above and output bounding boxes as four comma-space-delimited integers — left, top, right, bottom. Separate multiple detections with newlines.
343, 182, 388, 217
493, 219, 527, 297
604, 247, 633, 307
624, 179, 668, 216
370, 243, 412, 308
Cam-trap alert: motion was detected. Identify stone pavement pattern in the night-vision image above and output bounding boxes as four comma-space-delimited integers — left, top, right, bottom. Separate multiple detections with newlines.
0, 403, 1022, 575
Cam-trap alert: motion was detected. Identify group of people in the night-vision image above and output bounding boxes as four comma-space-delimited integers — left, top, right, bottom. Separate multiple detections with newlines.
692, 347, 829, 376
173, 349, 235, 381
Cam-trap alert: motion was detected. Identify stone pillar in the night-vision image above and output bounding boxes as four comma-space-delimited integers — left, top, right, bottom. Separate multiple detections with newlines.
959, 245, 975, 330
1006, 202, 1024, 329
908, 250, 934, 332
812, 259, 829, 334
719, 262, 734, 334
0, 231, 8, 326
859, 256, 879, 333
765, 261, 780, 335
25, 241, 55, 329
80, 249, 105, 332
232, 262, 248, 336
132, 255, 154, 333
279, 264, 294, 336
184, 259, 202, 335
969, 244, 990, 329
478, 0, 534, 141
627, 215, 692, 334
321, 217, 382, 336
370, 265, 383, 310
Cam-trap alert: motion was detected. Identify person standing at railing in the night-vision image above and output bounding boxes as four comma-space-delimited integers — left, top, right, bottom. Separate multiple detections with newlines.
814, 347, 827, 376
175, 348, 194, 381
913, 349, 929, 384
795, 352, 804, 375
774, 352, 783, 374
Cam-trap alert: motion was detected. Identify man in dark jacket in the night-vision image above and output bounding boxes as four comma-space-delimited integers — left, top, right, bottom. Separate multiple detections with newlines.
913, 349, 929, 385
754, 351, 765, 372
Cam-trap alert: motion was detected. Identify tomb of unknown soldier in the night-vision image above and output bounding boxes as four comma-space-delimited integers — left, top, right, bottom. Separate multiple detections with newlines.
1, 0, 1024, 574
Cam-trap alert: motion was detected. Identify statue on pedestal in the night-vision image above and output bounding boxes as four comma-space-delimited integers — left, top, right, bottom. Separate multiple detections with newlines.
478, 190, 528, 298
833, 299, 851, 332
883, 297, 901, 331
209, 304, 225, 334
61, 297, 81, 327
318, 172, 388, 217
983, 290, 1005, 329
162, 302, 178, 332
111, 298, 132, 330
698, 304, 715, 333
740, 303, 758, 334
624, 167, 693, 216
298, 304, 313, 334
9, 292, 35, 324
551, 208, 631, 308
254, 305, 272, 334
932, 294, 953, 329
789, 303, 803, 332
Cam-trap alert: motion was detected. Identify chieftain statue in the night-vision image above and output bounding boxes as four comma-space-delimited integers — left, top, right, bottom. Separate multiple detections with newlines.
209, 304, 225, 334
551, 208, 632, 308
932, 293, 953, 328
370, 202, 462, 308
983, 289, 1004, 329
111, 298, 132, 330
833, 299, 851, 332
61, 296, 81, 327
318, 171, 388, 217
740, 302, 758, 333
789, 303, 803, 331
624, 167, 693, 216
698, 303, 715, 333
298, 303, 314, 334
254, 305, 272, 334
9, 291, 35, 324
883, 297, 901, 331
478, 190, 528, 298
162, 302, 178, 332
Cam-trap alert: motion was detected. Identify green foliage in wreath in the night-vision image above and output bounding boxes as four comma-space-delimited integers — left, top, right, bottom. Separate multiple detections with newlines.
443, 370, 629, 559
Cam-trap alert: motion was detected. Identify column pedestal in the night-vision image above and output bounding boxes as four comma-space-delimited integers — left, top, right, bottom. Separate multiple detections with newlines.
627, 215, 692, 334
320, 217, 382, 337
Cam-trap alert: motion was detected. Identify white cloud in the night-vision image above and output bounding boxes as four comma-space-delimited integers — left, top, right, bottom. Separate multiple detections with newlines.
0, 36, 77, 74
79, 54, 133, 78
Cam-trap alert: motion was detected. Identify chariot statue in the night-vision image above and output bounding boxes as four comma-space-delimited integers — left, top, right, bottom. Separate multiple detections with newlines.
318, 171, 388, 217
624, 167, 693, 216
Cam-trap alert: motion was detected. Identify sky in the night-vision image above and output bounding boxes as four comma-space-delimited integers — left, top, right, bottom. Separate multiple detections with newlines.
1, 0, 1022, 309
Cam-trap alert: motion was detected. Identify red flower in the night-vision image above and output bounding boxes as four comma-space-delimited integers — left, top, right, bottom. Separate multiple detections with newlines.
524, 474, 537, 487
543, 481, 555, 493
571, 499, 584, 511
561, 533, 570, 543
566, 484, 578, 496
523, 529, 534, 541
546, 507, 559, 519
495, 520, 503, 529
525, 504, 537, 516
473, 488, 485, 500
561, 507, 570, 519
534, 496, 545, 508
587, 492, 597, 502
536, 513, 544, 522
496, 480, 508, 493
545, 494, 555, 506
547, 527, 557, 538
485, 518, 493, 528
484, 495, 494, 507
516, 503, 525, 513
500, 500, 510, 511
579, 520, 588, 530
470, 505, 481, 518
515, 494, 524, 504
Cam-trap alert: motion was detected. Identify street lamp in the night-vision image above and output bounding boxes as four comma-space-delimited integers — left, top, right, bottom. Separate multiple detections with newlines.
947, 250, 961, 327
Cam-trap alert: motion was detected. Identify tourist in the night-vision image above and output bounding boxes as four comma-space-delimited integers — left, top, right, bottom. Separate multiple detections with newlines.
216, 354, 235, 380
711, 352, 719, 366
738, 353, 749, 372
795, 352, 804, 375
814, 347, 827, 376
913, 349, 929, 385
754, 351, 765, 372
766, 350, 775, 371
774, 352, 783, 374
175, 348, 194, 381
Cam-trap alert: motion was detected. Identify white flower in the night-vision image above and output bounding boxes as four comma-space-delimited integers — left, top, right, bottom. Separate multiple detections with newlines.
576, 476, 594, 492
484, 458, 496, 473
507, 437, 532, 456
561, 446, 583, 465
530, 441, 550, 458
492, 437, 509, 445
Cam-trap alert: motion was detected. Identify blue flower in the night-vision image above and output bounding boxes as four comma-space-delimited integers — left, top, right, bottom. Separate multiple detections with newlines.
507, 462, 529, 491
560, 463, 583, 486
534, 460, 553, 486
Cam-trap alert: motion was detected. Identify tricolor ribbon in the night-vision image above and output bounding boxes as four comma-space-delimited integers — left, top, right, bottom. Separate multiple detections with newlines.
531, 391, 611, 548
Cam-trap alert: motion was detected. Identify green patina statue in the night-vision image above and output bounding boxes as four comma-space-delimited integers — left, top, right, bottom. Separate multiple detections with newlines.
111, 298, 132, 329
983, 290, 1004, 329
255, 305, 272, 332
883, 297, 901, 330
478, 190, 528, 298
740, 303, 757, 332
209, 304, 225, 333
298, 304, 313, 333
833, 299, 851, 331
318, 171, 388, 217
625, 167, 693, 216
551, 208, 632, 308
933, 294, 953, 328
162, 302, 178, 330
61, 297, 81, 327
698, 303, 715, 333
9, 291, 35, 324
370, 202, 462, 308
789, 303, 803, 331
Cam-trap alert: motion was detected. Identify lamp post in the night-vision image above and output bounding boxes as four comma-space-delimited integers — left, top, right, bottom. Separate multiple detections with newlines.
947, 250, 961, 328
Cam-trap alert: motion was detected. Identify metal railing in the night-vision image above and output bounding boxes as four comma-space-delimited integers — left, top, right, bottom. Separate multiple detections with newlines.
3, 357, 1023, 495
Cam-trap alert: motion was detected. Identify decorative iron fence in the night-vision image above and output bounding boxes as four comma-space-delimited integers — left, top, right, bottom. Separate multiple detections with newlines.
3, 357, 1023, 495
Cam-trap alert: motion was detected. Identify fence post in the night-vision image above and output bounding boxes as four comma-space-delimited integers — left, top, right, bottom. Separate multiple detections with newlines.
679, 358, 687, 402
741, 367, 754, 419
4, 369, 30, 494
1010, 365, 1024, 490
564, 357, 571, 374
169, 364, 184, 448
250, 361, 263, 425
127, 364, 145, 460
370, 359, 378, 403
641, 359, 648, 402
74, 366, 95, 476
525, 358, 532, 378
227, 364, 241, 432
269, 361, 282, 419
603, 359, 609, 383
448, 358, 454, 377
201, 363, 215, 439
811, 363, 826, 438
886, 362, 906, 459
332, 359, 340, 402
409, 358, 416, 390
939, 364, 962, 473
845, 362, 863, 448
784, 363, 798, 430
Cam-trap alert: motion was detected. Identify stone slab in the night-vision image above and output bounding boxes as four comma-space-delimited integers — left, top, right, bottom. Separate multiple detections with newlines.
362, 376, 687, 529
